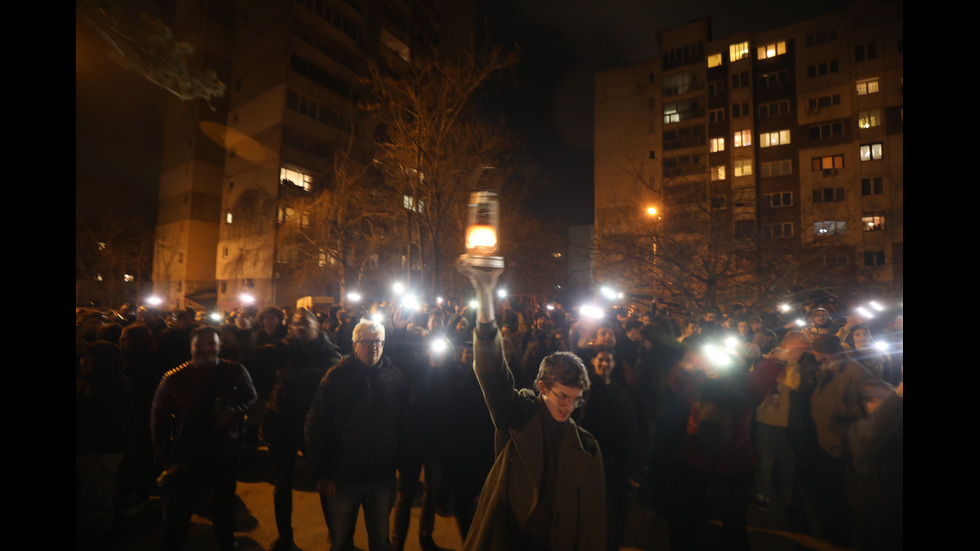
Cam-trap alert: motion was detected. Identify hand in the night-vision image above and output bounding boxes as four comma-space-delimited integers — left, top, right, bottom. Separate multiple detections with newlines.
316, 477, 337, 497
456, 263, 503, 294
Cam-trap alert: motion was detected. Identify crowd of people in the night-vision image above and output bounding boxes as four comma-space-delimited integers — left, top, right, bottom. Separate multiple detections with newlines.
76, 287, 903, 551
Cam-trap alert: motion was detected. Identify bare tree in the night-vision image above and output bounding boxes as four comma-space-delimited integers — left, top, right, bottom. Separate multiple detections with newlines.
362, 41, 519, 295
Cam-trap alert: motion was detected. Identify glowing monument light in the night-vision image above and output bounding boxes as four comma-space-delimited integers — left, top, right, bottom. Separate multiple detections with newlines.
458, 190, 504, 269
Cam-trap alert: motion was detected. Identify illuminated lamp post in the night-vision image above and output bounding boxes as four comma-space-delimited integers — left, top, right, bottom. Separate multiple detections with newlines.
458, 190, 504, 269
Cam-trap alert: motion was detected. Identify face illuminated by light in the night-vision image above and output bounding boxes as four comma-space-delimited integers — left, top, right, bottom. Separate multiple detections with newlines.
853, 328, 873, 350
591, 351, 615, 380
191, 332, 221, 366
596, 327, 616, 346
289, 312, 319, 342
354, 330, 385, 367
537, 380, 585, 422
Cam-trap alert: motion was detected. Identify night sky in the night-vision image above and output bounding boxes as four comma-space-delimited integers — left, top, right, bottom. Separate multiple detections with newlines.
76, 0, 847, 226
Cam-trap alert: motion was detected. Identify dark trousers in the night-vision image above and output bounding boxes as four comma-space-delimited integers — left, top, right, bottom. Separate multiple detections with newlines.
802, 447, 853, 546
162, 454, 238, 551
391, 459, 437, 549
269, 440, 302, 541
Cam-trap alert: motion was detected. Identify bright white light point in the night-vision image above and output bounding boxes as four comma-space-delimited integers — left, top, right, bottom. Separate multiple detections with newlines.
497, 289, 507, 298
779, 303, 791, 313
392, 282, 405, 295
856, 307, 873, 319
580, 305, 604, 319
795, 318, 806, 327
869, 301, 884, 311
210, 312, 222, 321
240, 294, 255, 304
347, 292, 362, 302
147, 296, 163, 306
371, 313, 384, 323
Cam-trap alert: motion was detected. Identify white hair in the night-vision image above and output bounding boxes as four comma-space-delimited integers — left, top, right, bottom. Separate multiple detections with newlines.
353, 319, 386, 342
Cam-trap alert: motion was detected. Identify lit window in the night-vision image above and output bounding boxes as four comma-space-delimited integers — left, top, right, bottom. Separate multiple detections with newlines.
225, 212, 233, 224
811, 155, 845, 171
858, 109, 881, 129
759, 129, 790, 147
710, 137, 725, 152
856, 78, 880, 95
860, 143, 883, 161
729, 41, 749, 62
814, 220, 846, 236
761, 159, 792, 177
403, 195, 425, 212
734, 130, 752, 147
711, 165, 727, 180
281, 167, 313, 191
734, 158, 752, 177
757, 41, 787, 59
707, 53, 722, 68
862, 212, 885, 231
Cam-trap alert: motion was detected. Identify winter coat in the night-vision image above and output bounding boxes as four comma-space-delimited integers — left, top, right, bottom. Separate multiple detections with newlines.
463, 324, 606, 551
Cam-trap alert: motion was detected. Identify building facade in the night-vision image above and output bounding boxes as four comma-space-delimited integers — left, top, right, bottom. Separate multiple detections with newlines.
594, 0, 902, 307
152, 0, 475, 313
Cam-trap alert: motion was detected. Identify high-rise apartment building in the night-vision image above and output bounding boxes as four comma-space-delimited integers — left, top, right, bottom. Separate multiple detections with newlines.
595, 0, 902, 305
152, 0, 475, 312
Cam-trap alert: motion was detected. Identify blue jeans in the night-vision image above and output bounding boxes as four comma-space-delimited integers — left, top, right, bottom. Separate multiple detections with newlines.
321, 477, 396, 551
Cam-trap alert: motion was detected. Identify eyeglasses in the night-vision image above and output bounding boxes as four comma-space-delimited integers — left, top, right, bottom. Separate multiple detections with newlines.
356, 340, 385, 348
545, 387, 586, 409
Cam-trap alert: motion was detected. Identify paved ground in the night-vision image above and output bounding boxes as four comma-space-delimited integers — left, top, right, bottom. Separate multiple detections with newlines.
87, 445, 849, 551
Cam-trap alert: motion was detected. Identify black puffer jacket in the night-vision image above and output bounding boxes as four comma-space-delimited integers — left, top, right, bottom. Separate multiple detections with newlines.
263, 333, 342, 447
305, 354, 409, 482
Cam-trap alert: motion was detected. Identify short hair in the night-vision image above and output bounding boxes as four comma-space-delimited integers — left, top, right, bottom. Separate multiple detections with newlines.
353, 319, 386, 342
191, 325, 221, 342
535, 351, 590, 391
258, 305, 284, 323
624, 320, 643, 333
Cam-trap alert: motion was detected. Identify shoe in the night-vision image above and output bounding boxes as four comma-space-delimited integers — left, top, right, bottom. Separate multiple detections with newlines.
271, 537, 294, 551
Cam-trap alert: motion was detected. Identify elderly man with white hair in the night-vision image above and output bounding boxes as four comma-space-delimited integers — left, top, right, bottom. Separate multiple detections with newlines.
305, 319, 409, 551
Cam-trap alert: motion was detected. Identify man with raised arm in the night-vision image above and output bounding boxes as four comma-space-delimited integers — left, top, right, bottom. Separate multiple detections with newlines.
459, 263, 606, 551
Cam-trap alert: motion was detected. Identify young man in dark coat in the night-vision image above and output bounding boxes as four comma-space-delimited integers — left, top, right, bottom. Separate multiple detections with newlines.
459, 263, 606, 551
